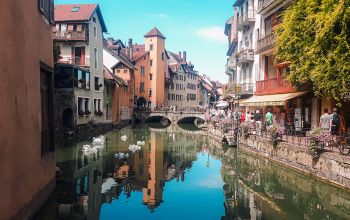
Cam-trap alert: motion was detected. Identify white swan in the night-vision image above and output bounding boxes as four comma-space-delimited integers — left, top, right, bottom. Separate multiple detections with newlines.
93, 135, 105, 146
121, 135, 128, 142
128, 144, 142, 153
137, 141, 145, 146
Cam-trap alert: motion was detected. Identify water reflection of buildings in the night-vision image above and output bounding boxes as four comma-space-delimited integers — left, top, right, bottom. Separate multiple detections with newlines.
55, 141, 104, 220
104, 127, 202, 212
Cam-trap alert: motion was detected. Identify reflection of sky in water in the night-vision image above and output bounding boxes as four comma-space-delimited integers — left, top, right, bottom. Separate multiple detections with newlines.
100, 153, 225, 220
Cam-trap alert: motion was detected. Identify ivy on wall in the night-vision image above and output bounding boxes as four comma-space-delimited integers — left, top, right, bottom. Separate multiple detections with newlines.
275, 0, 350, 101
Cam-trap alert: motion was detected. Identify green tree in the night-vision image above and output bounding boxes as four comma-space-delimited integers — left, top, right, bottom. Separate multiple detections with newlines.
275, 0, 350, 101
53, 42, 61, 64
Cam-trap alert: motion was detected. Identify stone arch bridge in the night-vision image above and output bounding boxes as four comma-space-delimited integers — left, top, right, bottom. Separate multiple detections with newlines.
134, 110, 206, 124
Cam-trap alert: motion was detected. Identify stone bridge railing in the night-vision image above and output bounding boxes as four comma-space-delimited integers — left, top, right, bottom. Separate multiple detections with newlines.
134, 110, 206, 124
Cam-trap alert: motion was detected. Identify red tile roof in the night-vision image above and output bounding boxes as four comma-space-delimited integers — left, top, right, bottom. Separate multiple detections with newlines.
54, 4, 107, 32
121, 45, 148, 61
144, 27, 166, 39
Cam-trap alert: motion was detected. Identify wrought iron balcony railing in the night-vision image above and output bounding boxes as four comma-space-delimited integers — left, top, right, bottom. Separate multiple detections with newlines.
239, 83, 255, 95
238, 49, 254, 64
257, 33, 275, 53
53, 30, 89, 41
237, 9, 255, 30
255, 76, 293, 95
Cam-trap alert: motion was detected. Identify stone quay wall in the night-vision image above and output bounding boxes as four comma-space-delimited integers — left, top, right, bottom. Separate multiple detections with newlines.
239, 135, 350, 189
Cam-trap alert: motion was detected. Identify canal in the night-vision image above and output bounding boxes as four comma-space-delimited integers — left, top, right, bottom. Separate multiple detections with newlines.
36, 124, 350, 220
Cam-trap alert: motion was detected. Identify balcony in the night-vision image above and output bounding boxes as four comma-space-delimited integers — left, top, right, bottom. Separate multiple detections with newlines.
237, 9, 255, 30
238, 49, 254, 64
255, 77, 294, 95
53, 30, 89, 42
257, 33, 275, 54
257, 0, 292, 14
239, 83, 254, 95
58, 57, 90, 68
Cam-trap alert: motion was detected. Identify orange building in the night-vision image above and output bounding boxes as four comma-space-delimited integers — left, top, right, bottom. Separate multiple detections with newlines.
122, 27, 168, 108
0, 0, 55, 219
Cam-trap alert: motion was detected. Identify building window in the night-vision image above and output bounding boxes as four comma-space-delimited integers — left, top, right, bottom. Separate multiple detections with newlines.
150, 60, 153, 66
124, 69, 127, 73
78, 97, 84, 113
150, 73, 153, 80
161, 52, 164, 61
150, 44, 153, 51
94, 27, 97, 38
94, 48, 98, 69
94, 76, 101, 91
140, 82, 145, 92
141, 66, 145, 75
38, 0, 54, 24
148, 89, 152, 97
40, 63, 55, 156
74, 68, 90, 90
93, 17, 96, 23
94, 99, 101, 112
84, 98, 90, 113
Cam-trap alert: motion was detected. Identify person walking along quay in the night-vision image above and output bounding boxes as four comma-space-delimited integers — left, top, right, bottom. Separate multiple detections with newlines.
265, 108, 273, 127
254, 110, 262, 136
319, 108, 331, 130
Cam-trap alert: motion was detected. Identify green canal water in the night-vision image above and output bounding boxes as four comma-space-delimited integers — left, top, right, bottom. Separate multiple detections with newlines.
36, 124, 350, 220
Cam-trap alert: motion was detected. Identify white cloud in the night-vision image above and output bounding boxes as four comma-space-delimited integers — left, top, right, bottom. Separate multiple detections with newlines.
195, 26, 226, 43
147, 13, 168, 19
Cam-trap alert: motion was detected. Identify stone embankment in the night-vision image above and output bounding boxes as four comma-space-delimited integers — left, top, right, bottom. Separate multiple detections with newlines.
239, 135, 350, 189
206, 124, 350, 189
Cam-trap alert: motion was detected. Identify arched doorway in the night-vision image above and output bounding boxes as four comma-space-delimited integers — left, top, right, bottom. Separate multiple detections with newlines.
62, 108, 74, 128
137, 97, 147, 108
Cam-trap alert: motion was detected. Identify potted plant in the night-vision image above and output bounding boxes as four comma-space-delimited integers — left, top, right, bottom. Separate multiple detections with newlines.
240, 121, 254, 139
267, 124, 284, 148
306, 128, 333, 158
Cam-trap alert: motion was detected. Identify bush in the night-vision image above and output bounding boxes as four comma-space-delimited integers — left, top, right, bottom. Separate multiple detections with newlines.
267, 125, 284, 148
306, 128, 333, 158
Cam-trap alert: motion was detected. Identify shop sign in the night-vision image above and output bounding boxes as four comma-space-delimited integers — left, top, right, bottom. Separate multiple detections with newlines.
294, 108, 302, 131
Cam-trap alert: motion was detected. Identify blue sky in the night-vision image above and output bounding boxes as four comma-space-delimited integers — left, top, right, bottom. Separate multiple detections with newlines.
55, 0, 233, 82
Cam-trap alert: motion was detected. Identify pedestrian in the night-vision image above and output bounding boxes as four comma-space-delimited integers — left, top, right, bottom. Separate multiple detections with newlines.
250, 111, 255, 123
255, 110, 262, 136
265, 108, 273, 127
330, 107, 341, 135
319, 108, 331, 130
240, 110, 245, 123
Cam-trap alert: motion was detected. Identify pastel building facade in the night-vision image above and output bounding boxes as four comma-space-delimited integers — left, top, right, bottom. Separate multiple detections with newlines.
0, 0, 55, 219
54, 4, 107, 125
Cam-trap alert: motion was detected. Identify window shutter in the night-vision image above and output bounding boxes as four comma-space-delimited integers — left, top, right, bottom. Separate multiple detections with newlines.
71, 47, 75, 65
81, 47, 85, 65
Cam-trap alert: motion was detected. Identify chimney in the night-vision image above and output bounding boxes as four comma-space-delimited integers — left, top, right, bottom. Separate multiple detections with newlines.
178, 52, 182, 60
183, 51, 187, 63
107, 38, 113, 47
128, 39, 133, 59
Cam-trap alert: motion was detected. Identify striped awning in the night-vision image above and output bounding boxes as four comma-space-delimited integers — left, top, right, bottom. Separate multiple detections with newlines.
240, 92, 307, 107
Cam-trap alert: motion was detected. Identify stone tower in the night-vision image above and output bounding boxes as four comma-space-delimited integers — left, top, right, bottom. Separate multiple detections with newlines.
144, 27, 167, 107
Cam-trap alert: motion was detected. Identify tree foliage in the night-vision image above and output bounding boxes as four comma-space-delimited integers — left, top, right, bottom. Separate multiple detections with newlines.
53, 42, 61, 64
275, 0, 350, 101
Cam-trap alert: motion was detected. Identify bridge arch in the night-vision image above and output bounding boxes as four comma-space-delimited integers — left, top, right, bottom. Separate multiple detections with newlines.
137, 111, 206, 125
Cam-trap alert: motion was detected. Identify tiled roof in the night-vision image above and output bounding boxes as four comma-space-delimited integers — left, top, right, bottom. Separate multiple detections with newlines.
144, 27, 166, 39
54, 4, 107, 32
121, 45, 148, 61
103, 66, 127, 86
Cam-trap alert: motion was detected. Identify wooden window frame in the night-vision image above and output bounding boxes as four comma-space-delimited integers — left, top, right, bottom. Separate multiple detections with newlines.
40, 62, 55, 157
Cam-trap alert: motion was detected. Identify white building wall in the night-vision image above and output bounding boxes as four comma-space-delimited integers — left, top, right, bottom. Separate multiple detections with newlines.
56, 10, 105, 125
